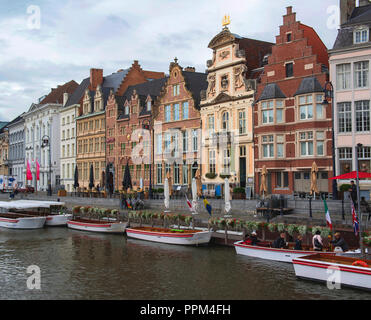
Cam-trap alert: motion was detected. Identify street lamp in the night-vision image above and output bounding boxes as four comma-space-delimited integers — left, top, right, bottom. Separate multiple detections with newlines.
142, 119, 153, 199
355, 143, 364, 255
322, 81, 338, 200
41, 135, 52, 196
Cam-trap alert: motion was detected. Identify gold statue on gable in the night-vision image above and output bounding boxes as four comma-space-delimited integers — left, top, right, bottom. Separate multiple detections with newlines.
222, 14, 231, 28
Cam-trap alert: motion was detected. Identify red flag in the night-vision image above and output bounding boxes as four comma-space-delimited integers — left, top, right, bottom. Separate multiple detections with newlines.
36, 159, 40, 181
26, 160, 32, 181
186, 195, 193, 212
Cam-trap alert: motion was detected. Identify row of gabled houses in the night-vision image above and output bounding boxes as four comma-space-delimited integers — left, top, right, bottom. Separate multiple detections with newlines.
1, 1, 370, 200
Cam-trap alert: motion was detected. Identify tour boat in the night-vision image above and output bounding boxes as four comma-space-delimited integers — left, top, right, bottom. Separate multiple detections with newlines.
0, 200, 72, 226
0, 212, 46, 229
293, 254, 371, 291
67, 218, 128, 234
125, 227, 213, 246
234, 240, 356, 263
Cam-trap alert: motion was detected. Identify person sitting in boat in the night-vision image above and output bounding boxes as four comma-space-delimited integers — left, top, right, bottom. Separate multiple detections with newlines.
330, 232, 349, 252
312, 230, 323, 251
294, 235, 303, 250
272, 233, 286, 249
245, 231, 260, 246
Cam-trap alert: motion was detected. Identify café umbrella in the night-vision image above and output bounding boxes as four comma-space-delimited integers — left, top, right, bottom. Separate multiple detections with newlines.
89, 164, 94, 190
122, 162, 132, 192
73, 166, 79, 190
164, 176, 170, 211
310, 162, 319, 200
260, 165, 268, 199
224, 178, 231, 216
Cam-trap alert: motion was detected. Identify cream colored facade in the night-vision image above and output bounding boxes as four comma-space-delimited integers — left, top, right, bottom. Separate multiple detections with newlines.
60, 103, 78, 192
200, 27, 256, 195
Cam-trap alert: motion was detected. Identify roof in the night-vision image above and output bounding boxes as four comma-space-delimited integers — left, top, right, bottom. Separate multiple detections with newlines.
0, 122, 8, 130
294, 76, 324, 96
257, 83, 286, 102
118, 77, 168, 119
343, 4, 371, 26
332, 5, 371, 50
103, 69, 130, 92
3, 115, 24, 129
64, 78, 90, 108
182, 71, 208, 108
39, 80, 79, 105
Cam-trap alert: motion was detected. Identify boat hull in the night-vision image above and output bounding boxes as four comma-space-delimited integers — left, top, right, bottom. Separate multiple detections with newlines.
234, 241, 339, 263
126, 228, 212, 245
293, 255, 371, 291
0, 216, 46, 229
67, 220, 127, 234
45, 214, 73, 226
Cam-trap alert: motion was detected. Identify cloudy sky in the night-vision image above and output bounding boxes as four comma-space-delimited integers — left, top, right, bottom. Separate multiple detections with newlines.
0, 0, 341, 121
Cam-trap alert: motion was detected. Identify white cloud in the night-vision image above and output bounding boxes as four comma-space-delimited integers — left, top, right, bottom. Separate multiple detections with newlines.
0, 0, 339, 121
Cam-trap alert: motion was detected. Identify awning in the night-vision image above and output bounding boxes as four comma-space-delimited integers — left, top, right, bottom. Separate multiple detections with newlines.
329, 171, 371, 180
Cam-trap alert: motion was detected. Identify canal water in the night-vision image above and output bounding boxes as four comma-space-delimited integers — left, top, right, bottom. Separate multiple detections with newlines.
0, 227, 370, 300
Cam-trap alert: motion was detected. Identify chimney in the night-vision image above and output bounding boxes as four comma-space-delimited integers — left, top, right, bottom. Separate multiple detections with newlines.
63, 93, 69, 106
340, 0, 355, 25
359, 0, 370, 6
89, 68, 103, 91
184, 67, 196, 72
286, 6, 293, 15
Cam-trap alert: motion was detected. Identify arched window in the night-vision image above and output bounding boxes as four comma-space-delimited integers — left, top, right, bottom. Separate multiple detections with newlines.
222, 112, 229, 131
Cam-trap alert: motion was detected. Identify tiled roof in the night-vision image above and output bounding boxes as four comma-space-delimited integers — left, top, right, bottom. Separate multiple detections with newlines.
39, 80, 79, 105
182, 71, 208, 109
343, 4, 371, 26
294, 76, 324, 96
64, 78, 90, 108
257, 83, 286, 102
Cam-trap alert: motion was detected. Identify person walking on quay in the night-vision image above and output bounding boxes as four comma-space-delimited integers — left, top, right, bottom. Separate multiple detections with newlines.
294, 235, 303, 250
312, 230, 323, 251
360, 197, 371, 221
273, 233, 286, 249
349, 181, 358, 207
330, 232, 349, 252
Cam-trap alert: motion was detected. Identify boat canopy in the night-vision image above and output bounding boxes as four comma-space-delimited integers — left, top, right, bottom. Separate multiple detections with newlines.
0, 200, 65, 210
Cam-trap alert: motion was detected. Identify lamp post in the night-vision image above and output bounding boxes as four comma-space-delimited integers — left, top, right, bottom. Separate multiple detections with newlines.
355, 143, 364, 255
41, 135, 52, 196
142, 119, 153, 199
322, 81, 338, 200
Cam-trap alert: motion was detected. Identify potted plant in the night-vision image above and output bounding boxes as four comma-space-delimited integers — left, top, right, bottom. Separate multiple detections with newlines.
232, 187, 245, 200
205, 173, 218, 179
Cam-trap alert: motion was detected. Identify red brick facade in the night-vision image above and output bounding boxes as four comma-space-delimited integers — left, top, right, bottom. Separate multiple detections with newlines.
153, 60, 207, 189
254, 6, 333, 197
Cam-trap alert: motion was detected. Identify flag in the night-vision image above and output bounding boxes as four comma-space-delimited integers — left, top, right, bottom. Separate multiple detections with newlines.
351, 199, 359, 236
126, 199, 132, 209
203, 197, 212, 216
185, 195, 193, 212
36, 159, 40, 181
323, 198, 332, 230
26, 160, 32, 181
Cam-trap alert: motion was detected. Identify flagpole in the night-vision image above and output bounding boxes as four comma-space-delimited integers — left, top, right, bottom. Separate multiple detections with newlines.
355, 144, 364, 256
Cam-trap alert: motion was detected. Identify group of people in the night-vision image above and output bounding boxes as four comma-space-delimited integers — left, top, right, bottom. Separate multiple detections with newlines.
244, 230, 349, 252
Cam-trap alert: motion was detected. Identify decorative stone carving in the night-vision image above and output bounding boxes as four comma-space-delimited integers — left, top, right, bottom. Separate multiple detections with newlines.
221, 74, 229, 91
219, 50, 230, 60
207, 74, 216, 97
236, 49, 245, 58
234, 66, 247, 89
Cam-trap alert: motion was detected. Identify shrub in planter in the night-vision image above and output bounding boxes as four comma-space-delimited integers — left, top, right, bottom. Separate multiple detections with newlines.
277, 223, 286, 233
218, 218, 227, 229
268, 223, 277, 232
311, 226, 322, 235
226, 219, 236, 229
233, 187, 245, 194
297, 225, 308, 236
185, 216, 193, 226
205, 173, 217, 179
73, 206, 81, 214
339, 184, 351, 192
219, 174, 231, 179
320, 227, 331, 238
157, 188, 164, 193
246, 221, 259, 232
287, 224, 298, 236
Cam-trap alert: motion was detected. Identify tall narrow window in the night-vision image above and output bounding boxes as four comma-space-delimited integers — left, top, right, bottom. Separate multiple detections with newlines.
209, 150, 216, 174
354, 61, 369, 88
156, 164, 163, 184
277, 135, 284, 158
239, 111, 246, 134
299, 95, 313, 120
286, 62, 293, 78
182, 102, 189, 119
173, 103, 180, 121
192, 129, 198, 152
336, 64, 351, 90
299, 132, 314, 156
173, 85, 180, 96
165, 105, 171, 122
222, 149, 231, 174
182, 161, 188, 185
316, 131, 325, 156
182, 131, 188, 153
156, 134, 162, 155
174, 164, 180, 185
222, 112, 229, 131
338, 102, 352, 133
356, 100, 370, 132
262, 101, 274, 124
262, 135, 274, 158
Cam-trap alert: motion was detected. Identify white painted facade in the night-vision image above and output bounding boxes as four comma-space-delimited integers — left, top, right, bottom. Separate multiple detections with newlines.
23, 103, 61, 191
7, 117, 25, 187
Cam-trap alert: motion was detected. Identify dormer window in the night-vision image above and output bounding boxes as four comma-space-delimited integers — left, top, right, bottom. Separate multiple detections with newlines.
147, 100, 152, 111
125, 105, 129, 115
354, 27, 369, 44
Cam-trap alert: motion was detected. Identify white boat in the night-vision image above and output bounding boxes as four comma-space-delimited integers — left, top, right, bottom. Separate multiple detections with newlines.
126, 227, 213, 246
293, 254, 371, 291
0, 213, 46, 229
67, 218, 128, 234
0, 200, 71, 226
234, 240, 356, 263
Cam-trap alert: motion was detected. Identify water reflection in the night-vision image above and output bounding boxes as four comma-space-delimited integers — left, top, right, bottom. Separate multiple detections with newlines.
0, 228, 369, 300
